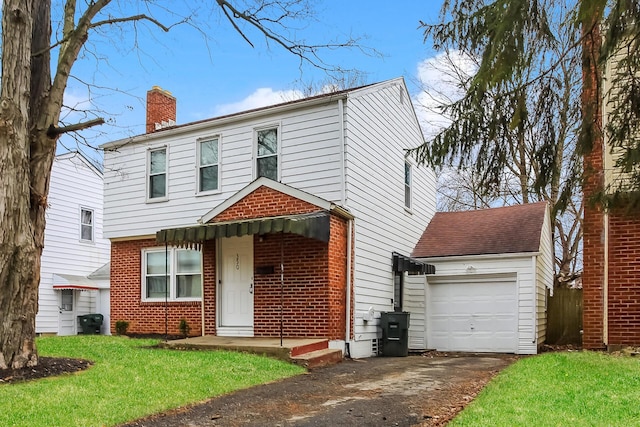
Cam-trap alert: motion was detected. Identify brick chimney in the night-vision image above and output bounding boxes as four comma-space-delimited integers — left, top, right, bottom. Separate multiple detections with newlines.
146, 86, 176, 133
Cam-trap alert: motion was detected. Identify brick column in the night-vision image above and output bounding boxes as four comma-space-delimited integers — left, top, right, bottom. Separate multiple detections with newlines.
581, 17, 606, 349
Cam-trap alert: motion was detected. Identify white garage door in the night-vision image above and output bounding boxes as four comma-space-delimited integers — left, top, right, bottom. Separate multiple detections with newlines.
428, 276, 518, 353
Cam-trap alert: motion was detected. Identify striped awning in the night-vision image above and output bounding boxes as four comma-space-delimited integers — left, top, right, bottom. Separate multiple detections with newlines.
53, 284, 99, 291
156, 211, 331, 246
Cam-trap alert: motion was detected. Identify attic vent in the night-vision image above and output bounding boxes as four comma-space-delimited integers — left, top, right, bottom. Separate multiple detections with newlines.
154, 119, 176, 131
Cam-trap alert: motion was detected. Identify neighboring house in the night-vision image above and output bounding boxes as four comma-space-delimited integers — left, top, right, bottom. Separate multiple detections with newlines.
411, 203, 553, 354
102, 79, 436, 358
582, 49, 640, 350
35, 152, 111, 336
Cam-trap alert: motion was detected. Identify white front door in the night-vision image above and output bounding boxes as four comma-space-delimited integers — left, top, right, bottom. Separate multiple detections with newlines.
58, 289, 76, 336
219, 235, 254, 335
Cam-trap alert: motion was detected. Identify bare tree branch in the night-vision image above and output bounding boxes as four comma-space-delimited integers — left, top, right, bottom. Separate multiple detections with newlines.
47, 118, 105, 137
90, 14, 176, 32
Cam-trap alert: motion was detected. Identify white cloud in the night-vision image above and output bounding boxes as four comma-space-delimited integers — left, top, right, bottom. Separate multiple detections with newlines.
413, 50, 477, 138
212, 87, 305, 116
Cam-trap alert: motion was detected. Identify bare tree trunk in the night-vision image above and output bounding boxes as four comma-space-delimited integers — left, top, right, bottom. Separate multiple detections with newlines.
0, 0, 39, 369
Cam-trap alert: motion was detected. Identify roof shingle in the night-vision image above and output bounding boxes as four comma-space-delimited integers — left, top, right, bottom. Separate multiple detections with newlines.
412, 202, 548, 258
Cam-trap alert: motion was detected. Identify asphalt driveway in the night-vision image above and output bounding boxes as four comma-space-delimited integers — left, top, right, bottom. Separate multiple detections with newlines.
120, 353, 516, 427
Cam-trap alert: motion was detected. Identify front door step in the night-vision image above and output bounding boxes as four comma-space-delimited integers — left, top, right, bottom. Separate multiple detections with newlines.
290, 348, 343, 369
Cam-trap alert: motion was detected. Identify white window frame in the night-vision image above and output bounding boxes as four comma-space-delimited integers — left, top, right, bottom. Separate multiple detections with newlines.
254, 124, 281, 181
147, 146, 168, 202
196, 136, 221, 195
404, 160, 412, 211
141, 247, 203, 302
79, 207, 94, 242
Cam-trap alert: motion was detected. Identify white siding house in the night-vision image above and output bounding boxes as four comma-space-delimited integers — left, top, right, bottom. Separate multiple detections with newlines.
35, 152, 111, 335
102, 78, 436, 358
411, 202, 553, 354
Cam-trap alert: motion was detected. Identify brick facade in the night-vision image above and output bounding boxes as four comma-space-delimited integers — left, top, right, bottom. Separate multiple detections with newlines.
110, 186, 352, 340
606, 209, 640, 347
110, 238, 203, 336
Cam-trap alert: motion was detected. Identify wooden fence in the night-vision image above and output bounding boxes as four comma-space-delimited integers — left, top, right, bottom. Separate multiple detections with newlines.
546, 287, 583, 345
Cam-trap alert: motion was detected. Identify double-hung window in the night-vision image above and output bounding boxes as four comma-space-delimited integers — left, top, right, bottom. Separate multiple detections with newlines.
148, 148, 167, 200
256, 127, 278, 180
80, 208, 94, 242
142, 248, 202, 301
198, 137, 219, 193
404, 161, 412, 210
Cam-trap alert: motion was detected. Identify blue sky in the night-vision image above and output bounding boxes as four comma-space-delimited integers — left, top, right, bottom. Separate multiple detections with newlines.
58, 1, 446, 158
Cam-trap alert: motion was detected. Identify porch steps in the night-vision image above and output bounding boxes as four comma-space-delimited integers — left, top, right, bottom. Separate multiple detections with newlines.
161, 336, 343, 369
290, 347, 343, 369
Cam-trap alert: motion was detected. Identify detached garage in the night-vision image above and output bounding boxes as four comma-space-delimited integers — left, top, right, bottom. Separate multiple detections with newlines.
408, 202, 553, 355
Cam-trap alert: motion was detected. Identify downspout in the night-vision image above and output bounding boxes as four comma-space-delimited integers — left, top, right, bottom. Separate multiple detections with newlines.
339, 98, 352, 356
201, 244, 205, 337
603, 212, 609, 346
345, 218, 353, 357
338, 99, 346, 206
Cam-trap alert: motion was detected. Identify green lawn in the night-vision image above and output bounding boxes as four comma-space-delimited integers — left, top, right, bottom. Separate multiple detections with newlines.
450, 351, 640, 426
0, 336, 305, 427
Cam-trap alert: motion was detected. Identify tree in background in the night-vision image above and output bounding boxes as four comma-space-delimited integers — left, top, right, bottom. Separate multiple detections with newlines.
414, 32, 583, 282
0, 0, 364, 369
413, 0, 640, 281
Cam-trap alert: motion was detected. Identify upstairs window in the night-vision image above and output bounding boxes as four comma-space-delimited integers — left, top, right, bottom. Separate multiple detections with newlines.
256, 127, 278, 180
148, 148, 167, 200
80, 208, 94, 242
404, 161, 412, 209
198, 137, 220, 193
142, 248, 202, 301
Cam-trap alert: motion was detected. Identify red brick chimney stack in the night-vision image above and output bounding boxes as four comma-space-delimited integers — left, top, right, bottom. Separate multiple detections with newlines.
146, 86, 176, 133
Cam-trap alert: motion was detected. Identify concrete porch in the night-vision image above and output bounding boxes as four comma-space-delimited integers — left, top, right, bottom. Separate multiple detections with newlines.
161, 336, 343, 369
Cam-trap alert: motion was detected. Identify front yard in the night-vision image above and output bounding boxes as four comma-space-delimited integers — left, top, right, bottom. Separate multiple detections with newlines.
450, 351, 640, 426
0, 336, 304, 427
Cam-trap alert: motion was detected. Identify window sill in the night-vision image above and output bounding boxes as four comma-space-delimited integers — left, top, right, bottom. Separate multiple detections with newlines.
79, 239, 95, 245
196, 189, 222, 197
404, 206, 413, 215
146, 197, 169, 204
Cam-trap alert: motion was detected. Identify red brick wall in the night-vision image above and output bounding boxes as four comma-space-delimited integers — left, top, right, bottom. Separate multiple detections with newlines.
583, 142, 606, 349
202, 240, 217, 335
146, 87, 176, 133
328, 215, 348, 339
251, 214, 349, 340
110, 238, 204, 336
607, 209, 640, 346
211, 186, 319, 222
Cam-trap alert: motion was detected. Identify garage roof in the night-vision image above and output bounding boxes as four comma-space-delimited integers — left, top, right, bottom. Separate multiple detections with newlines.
412, 202, 548, 258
